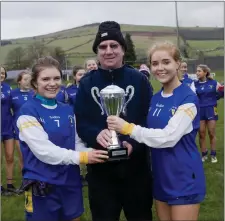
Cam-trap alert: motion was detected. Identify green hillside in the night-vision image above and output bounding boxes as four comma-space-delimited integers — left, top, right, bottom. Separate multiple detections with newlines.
1, 24, 223, 66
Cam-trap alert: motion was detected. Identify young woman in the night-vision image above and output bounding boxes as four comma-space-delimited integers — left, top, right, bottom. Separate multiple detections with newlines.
16, 56, 108, 221
66, 66, 86, 107
84, 58, 98, 72
55, 85, 68, 103
11, 70, 34, 171
139, 64, 151, 80
106, 42, 206, 221
1, 66, 16, 195
195, 64, 221, 163
180, 61, 196, 92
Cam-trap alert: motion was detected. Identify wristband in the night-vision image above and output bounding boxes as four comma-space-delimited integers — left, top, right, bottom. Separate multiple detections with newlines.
121, 122, 135, 135
79, 152, 89, 164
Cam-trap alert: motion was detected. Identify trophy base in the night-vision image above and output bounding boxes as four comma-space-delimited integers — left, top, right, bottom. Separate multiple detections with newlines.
108, 147, 129, 161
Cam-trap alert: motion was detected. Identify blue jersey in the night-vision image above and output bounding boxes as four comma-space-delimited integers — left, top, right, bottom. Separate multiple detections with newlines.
1, 82, 14, 139
181, 75, 194, 88
18, 97, 81, 187
147, 84, 205, 200
11, 88, 34, 119
56, 85, 68, 103
195, 79, 217, 107
66, 84, 78, 106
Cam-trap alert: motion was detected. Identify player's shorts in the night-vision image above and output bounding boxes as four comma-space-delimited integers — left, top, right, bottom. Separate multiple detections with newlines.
1, 133, 14, 141
25, 185, 84, 221
1, 129, 15, 141
13, 121, 19, 140
200, 105, 218, 121
157, 194, 205, 205
1, 118, 14, 141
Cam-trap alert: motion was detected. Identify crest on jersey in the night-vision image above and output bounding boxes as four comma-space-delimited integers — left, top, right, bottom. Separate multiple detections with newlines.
68, 115, 74, 126
209, 85, 213, 89
169, 106, 177, 116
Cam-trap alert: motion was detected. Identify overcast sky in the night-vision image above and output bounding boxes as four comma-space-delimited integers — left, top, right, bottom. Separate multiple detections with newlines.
1, 1, 224, 39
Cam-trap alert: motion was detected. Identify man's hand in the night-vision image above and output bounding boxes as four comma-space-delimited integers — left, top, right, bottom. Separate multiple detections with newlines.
122, 141, 133, 156
96, 129, 112, 148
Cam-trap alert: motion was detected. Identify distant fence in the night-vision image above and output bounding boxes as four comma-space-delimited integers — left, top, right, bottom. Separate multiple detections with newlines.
187, 56, 224, 73
179, 28, 224, 41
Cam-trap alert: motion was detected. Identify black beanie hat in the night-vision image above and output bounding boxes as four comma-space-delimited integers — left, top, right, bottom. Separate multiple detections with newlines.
92, 21, 127, 54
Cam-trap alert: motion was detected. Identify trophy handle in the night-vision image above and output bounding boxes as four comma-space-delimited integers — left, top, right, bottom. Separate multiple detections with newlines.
122, 86, 135, 114
91, 87, 104, 115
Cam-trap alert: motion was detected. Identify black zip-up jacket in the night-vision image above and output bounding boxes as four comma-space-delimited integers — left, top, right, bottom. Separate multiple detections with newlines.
75, 65, 153, 179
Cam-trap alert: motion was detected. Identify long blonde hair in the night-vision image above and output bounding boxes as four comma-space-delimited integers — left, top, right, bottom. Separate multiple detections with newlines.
147, 41, 182, 78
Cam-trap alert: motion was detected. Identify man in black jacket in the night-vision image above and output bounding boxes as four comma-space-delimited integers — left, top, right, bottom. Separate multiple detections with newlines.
75, 21, 153, 221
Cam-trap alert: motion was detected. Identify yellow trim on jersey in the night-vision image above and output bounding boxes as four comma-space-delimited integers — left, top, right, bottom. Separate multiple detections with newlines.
19, 121, 42, 132
25, 188, 33, 213
176, 107, 195, 120
121, 123, 135, 135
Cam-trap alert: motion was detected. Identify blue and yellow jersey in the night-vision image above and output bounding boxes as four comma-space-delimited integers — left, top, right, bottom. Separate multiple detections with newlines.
17, 97, 81, 187
195, 79, 218, 107
145, 84, 205, 201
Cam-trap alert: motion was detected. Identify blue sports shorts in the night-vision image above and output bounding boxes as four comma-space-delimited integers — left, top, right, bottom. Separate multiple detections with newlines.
200, 105, 218, 121
157, 194, 205, 205
25, 185, 84, 221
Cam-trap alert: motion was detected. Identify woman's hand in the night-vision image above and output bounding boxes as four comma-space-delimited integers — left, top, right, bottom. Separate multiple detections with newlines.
107, 116, 127, 133
80, 149, 108, 164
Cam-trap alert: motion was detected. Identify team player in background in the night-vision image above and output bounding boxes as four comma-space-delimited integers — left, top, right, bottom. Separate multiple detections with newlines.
195, 64, 222, 163
16, 56, 108, 221
11, 70, 34, 171
55, 85, 68, 103
179, 61, 196, 92
66, 66, 89, 185
107, 42, 206, 221
84, 58, 98, 72
66, 66, 86, 107
1, 66, 17, 196
139, 64, 151, 80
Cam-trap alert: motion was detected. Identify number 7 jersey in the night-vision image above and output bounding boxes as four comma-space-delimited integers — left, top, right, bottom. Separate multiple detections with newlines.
17, 96, 80, 186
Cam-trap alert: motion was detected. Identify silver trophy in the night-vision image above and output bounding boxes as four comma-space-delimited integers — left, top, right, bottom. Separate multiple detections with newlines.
100, 85, 128, 161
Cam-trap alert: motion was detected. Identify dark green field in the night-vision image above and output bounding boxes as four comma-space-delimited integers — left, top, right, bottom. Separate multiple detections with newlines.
1, 73, 224, 221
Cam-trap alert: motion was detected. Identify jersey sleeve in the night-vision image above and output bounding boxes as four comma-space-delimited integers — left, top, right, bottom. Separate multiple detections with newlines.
17, 114, 81, 165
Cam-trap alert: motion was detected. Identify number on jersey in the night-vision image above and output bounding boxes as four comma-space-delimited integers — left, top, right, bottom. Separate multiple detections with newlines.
54, 119, 60, 127
152, 108, 162, 117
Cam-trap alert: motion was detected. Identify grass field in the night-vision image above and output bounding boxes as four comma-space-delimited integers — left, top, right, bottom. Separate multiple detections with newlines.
1, 74, 224, 221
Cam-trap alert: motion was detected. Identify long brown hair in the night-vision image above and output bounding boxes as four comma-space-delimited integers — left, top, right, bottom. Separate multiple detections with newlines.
31, 56, 62, 89
16, 70, 31, 85
197, 64, 212, 80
